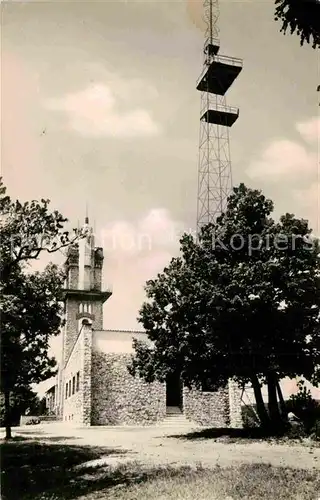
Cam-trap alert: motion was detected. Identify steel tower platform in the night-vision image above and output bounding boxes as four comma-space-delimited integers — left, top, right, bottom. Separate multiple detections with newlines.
196, 1, 242, 232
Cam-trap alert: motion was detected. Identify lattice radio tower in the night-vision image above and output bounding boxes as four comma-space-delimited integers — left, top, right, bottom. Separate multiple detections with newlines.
196, 0, 242, 232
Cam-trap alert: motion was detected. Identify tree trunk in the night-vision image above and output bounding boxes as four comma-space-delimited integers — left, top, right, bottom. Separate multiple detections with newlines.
267, 371, 282, 432
4, 390, 12, 440
275, 378, 287, 419
250, 374, 270, 430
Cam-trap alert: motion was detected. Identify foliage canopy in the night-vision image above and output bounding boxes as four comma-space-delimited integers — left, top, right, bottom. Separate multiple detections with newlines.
275, 0, 320, 48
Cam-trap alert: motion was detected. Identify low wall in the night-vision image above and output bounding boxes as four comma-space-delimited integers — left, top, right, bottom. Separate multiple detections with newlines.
183, 386, 230, 427
228, 380, 243, 428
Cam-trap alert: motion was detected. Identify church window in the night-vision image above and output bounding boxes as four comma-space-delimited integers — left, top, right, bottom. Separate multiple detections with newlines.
78, 302, 92, 315
68, 380, 72, 397
72, 376, 75, 395
76, 372, 80, 392
65, 383, 68, 399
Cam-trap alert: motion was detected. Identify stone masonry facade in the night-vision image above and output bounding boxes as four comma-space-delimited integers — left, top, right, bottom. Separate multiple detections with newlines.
91, 351, 166, 425
62, 326, 243, 427
63, 324, 92, 425
183, 386, 230, 427
183, 381, 243, 428
63, 295, 103, 364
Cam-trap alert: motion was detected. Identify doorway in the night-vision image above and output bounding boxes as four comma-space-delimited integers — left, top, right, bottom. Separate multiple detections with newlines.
166, 371, 182, 409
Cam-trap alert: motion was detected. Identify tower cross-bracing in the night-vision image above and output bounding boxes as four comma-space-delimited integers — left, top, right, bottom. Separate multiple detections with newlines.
196, 0, 242, 232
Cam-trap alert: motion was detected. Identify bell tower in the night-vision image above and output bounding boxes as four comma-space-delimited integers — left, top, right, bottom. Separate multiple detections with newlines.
62, 217, 112, 365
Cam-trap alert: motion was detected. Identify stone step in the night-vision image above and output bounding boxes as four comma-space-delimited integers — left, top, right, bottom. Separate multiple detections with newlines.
166, 406, 182, 415
157, 414, 195, 427
157, 422, 193, 428
165, 414, 184, 418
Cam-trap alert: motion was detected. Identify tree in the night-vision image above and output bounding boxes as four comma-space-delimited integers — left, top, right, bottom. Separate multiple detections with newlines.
0, 387, 47, 426
130, 184, 320, 432
274, 0, 320, 48
1, 263, 65, 438
0, 178, 80, 281
0, 179, 82, 438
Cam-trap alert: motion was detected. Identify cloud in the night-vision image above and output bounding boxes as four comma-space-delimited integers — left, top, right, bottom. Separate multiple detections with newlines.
97, 208, 184, 260
296, 117, 320, 143
292, 181, 319, 235
83, 209, 185, 335
45, 80, 160, 138
246, 140, 316, 180
246, 117, 319, 181
245, 116, 319, 234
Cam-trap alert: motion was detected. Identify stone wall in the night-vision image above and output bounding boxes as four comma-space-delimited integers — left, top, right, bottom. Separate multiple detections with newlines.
91, 351, 166, 425
91, 301, 103, 330
228, 380, 243, 428
65, 245, 79, 290
68, 265, 79, 290
183, 386, 230, 427
63, 298, 79, 365
82, 325, 92, 425
63, 325, 92, 425
93, 248, 103, 291
63, 298, 103, 365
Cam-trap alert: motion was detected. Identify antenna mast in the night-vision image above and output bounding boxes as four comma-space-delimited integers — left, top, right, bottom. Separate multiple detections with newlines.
196, 0, 242, 233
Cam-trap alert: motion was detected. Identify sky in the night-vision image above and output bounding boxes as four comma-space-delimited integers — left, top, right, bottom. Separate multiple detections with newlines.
1, 0, 319, 395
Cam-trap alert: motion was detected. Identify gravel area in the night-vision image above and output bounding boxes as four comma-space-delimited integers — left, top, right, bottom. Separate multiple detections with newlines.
3, 422, 320, 471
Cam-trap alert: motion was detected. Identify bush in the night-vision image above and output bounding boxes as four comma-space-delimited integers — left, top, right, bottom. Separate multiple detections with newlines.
285, 422, 307, 440
310, 419, 320, 440
286, 381, 320, 433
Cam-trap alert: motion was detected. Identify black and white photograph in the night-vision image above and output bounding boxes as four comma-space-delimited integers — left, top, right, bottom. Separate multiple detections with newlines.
1, 1, 320, 498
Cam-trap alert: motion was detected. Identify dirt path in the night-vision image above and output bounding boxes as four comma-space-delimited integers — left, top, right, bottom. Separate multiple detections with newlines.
6, 423, 320, 471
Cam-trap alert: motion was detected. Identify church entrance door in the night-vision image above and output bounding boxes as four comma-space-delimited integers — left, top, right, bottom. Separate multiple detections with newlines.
166, 371, 182, 410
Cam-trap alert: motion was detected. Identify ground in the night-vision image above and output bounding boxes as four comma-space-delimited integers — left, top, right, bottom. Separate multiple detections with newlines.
1, 423, 320, 499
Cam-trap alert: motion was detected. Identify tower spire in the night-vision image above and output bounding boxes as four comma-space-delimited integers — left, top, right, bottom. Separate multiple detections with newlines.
196, 0, 242, 233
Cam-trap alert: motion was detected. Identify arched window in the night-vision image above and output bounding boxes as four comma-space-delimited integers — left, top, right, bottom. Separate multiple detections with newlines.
78, 302, 92, 315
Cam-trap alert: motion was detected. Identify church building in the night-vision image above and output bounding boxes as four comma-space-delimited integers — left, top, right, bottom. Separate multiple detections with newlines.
56, 218, 243, 427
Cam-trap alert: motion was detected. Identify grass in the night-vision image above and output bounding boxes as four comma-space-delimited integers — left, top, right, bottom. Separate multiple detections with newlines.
85, 464, 320, 500
1, 438, 320, 500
